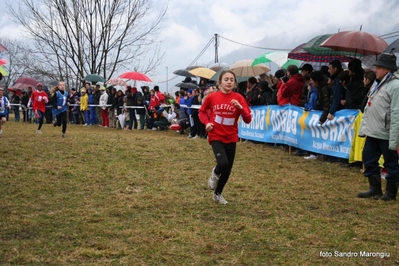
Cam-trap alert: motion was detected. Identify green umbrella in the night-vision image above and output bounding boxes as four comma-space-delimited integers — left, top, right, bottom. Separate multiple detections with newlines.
84, 74, 106, 84
209, 66, 229, 81
281, 59, 302, 69
281, 59, 329, 71
252, 51, 288, 67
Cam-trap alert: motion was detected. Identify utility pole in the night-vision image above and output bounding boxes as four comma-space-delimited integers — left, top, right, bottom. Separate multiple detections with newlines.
214, 33, 219, 63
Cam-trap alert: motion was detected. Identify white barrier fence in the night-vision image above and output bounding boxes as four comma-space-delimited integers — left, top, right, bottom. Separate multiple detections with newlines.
9, 103, 202, 110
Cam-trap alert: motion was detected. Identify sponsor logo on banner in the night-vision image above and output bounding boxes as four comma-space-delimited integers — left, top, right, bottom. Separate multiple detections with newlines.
239, 105, 359, 159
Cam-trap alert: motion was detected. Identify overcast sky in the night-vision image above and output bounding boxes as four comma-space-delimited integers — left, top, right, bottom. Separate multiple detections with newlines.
1, 0, 399, 91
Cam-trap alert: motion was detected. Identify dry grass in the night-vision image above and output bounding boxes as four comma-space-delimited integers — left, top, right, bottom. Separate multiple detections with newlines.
0, 117, 398, 265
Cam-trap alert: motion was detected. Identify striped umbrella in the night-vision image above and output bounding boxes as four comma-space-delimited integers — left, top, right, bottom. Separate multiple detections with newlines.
0, 66, 8, 76
288, 43, 354, 63
252, 51, 289, 67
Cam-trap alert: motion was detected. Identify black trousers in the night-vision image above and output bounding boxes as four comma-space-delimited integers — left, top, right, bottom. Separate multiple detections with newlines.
211, 141, 236, 194
56, 111, 68, 134
363, 136, 399, 184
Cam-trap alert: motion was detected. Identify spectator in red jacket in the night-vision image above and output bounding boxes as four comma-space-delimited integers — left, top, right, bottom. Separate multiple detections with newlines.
278, 65, 306, 106
153, 85, 165, 105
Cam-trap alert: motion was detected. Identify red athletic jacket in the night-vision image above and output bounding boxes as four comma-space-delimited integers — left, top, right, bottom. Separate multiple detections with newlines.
199, 90, 252, 144
29, 90, 49, 113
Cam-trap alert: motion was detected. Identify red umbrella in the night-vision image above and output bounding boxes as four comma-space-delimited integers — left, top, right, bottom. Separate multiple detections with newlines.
320, 31, 388, 56
7, 88, 23, 96
9, 77, 39, 93
118, 71, 152, 82
0, 59, 7, 66
0, 43, 7, 52
14, 77, 39, 87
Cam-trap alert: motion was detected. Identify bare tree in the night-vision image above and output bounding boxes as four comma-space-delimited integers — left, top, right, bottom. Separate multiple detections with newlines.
0, 37, 44, 90
6, 0, 167, 86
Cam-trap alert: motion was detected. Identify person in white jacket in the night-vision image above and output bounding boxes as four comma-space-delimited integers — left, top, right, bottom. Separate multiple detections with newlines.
358, 53, 399, 201
99, 86, 109, 127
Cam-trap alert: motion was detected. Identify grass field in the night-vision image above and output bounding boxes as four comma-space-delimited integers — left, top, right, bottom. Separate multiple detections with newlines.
0, 118, 398, 265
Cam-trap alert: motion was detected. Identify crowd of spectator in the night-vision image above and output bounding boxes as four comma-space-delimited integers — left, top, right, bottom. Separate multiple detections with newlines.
238, 59, 377, 163
0, 58, 379, 148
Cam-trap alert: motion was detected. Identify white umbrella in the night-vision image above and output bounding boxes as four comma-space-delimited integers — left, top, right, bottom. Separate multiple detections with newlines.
117, 113, 126, 129
229, 60, 270, 77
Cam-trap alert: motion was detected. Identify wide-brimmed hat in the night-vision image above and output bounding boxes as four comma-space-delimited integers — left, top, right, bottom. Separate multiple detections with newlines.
373, 53, 398, 71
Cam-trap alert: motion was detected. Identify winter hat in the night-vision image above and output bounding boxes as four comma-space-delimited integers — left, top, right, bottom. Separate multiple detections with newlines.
36, 82, 43, 87
187, 88, 193, 94
132, 87, 137, 93
154, 85, 160, 91
274, 69, 286, 79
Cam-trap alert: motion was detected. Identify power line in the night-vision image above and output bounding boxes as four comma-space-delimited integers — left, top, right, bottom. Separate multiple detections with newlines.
383, 34, 399, 40
156, 37, 214, 85
219, 35, 291, 51
379, 31, 399, 38
186, 37, 214, 68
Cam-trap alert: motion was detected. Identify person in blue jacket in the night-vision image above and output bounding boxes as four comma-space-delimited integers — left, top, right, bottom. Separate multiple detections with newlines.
184, 88, 197, 138
51, 81, 69, 138
87, 88, 98, 125
0, 87, 10, 134
303, 82, 318, 111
